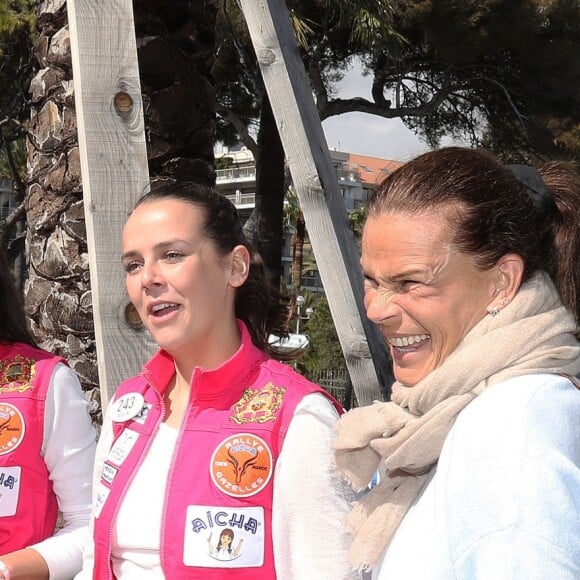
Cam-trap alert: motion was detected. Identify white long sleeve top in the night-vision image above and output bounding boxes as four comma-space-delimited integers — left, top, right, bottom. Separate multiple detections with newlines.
76, 392, 358, 579
373, 373, 580, 580
29, 363, 97, 579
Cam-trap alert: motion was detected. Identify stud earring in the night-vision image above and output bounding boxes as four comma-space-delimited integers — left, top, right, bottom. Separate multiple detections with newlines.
487, 306, 500, 317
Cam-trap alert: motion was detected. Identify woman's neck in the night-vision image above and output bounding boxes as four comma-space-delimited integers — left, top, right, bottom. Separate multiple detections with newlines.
163, 370, 190, 428
171, 322, 243, 379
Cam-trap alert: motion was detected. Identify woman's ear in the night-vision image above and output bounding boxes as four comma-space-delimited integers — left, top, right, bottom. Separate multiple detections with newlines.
489, 253, 524, 311
229, 245, 251, 287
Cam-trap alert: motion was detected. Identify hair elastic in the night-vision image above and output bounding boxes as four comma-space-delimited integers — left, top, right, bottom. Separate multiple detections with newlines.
505, 164, 555, 216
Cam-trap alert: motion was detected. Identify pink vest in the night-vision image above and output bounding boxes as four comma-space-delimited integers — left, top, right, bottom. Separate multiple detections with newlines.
93, 324, 341, 579
0, 342, 62, 551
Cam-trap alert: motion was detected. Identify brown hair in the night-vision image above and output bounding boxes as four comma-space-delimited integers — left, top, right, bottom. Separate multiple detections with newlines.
0, 250, 37, 347
368, 147, 580, 323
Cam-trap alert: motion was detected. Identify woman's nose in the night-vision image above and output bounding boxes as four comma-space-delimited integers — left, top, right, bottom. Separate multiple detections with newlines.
140, 261, 163, 289
365, 288, 399, 324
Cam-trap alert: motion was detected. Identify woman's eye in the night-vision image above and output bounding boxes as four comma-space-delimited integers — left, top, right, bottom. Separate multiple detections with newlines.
124, 261, 141, 274
400, 279, 421, 290
165, 251, 183, 261
363, 276, 378, 290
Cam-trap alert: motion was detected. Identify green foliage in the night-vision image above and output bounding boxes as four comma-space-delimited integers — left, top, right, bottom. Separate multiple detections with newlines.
214, 0, 261, 147
216, 0, 580, 163
388, 0, 580, 160
0, 0, 35, 100
349, 206, 367, 241
0, 0, 35, 182
0, 136, 25, 179
0, 1, 34, 40
298, 295, 348, 374
215, 155, 234, 170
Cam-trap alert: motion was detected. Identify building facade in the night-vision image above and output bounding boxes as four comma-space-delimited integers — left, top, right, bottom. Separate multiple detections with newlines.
0, 178, 15, 221
214, 143, 401, 291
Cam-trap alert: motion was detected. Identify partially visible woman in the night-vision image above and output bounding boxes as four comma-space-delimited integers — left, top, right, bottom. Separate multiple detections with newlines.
334, 147, 580, 579
76, 182, 356, 579
0, 251, 97, 579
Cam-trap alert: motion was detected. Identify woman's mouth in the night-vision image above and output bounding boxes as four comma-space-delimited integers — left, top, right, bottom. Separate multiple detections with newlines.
149, 302, 179, 317
387, 334, 430, 350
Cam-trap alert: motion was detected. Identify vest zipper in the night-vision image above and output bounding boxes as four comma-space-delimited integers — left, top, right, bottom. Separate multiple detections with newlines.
103, 382, 165, 580
158, 368, 198, 575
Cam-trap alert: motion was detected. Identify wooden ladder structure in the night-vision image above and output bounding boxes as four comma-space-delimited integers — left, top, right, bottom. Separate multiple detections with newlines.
67, 0, 392, 410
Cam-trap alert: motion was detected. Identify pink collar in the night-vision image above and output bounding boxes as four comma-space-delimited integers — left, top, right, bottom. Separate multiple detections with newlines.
142, 321, 266, 404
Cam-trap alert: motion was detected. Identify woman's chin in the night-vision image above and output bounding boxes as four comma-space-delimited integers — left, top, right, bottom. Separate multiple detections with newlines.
393, 365, 429, 387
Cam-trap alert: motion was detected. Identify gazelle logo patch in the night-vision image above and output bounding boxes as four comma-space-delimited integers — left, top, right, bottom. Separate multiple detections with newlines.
0, 403, 25, 455
210, 434, 273, 498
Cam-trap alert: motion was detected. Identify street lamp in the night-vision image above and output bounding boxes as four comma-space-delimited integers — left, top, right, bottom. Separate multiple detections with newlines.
267, 295, 314, 357
295, 295, 313, 335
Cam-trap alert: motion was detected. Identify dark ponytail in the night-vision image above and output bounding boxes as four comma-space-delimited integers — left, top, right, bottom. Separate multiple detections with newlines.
538, 162, 580, 323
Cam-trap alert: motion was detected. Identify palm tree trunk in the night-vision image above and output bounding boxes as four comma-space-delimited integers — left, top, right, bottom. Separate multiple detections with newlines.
25, 2, 98, 399
134, 0, 218, 185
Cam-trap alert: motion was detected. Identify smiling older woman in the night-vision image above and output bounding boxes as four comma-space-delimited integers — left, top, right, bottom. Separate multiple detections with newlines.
334, 147, 580, 579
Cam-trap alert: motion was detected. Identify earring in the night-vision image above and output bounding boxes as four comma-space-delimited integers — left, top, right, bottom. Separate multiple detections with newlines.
487, 306, 500, 317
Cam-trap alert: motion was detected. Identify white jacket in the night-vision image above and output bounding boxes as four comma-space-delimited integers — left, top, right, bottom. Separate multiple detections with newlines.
374, 373, 580, 579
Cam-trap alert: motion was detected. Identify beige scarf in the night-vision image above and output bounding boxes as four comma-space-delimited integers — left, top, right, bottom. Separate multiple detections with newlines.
334, 271, 580, 571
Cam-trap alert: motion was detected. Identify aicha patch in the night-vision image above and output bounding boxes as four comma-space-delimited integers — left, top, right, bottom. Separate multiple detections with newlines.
0, 355, 35, 394
183, 505, 265, 568
210, 433, 273, 498
230, 383, 286, 425
0, 403, 25, 455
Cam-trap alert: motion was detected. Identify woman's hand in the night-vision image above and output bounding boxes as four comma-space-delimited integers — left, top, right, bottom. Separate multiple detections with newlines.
0, 549, 49, 580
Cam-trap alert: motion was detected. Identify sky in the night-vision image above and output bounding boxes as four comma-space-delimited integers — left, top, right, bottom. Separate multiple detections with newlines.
321, 60, 455, 163
323, 110, 430, 163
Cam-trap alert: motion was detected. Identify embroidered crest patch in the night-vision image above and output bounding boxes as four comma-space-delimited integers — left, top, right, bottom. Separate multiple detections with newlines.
0, 356, 35, 394
210, 433, 273, 498
230, 383, 285, 424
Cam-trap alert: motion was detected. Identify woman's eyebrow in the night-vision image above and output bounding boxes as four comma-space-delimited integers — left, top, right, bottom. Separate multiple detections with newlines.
121, 239, 192, 262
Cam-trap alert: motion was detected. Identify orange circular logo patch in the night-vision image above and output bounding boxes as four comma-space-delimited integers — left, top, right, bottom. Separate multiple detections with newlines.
0, 403, 25, 455
210, 433, 273, 498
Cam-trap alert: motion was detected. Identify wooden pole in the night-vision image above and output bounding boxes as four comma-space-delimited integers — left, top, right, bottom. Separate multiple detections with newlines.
239, 0, 394, 404
67, 0, 154, 409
